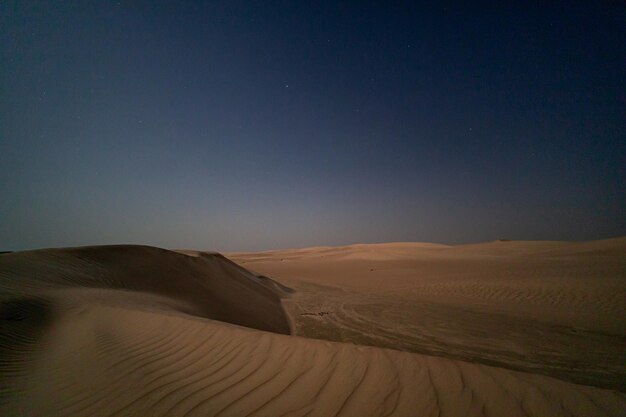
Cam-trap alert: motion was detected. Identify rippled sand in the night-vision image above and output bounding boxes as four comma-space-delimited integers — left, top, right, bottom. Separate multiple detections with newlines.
1, 240, 625, 416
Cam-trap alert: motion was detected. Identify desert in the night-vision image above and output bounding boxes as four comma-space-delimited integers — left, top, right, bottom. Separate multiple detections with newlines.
1, 239, 625, 416
2, 2, 625, 416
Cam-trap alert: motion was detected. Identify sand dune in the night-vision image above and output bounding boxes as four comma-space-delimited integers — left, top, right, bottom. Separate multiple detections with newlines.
1, 243, 625, 416
229, 238, 626, 390
0, 246, 290, 334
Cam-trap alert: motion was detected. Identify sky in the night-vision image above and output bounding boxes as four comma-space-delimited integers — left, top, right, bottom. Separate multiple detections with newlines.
1, 1, 625, 252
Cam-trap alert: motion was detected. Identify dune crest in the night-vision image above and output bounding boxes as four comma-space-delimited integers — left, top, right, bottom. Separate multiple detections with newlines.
0, 245, 291, 334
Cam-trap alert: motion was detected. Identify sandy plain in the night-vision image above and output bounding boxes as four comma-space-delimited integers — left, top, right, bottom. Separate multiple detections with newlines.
0, 239, 625, 416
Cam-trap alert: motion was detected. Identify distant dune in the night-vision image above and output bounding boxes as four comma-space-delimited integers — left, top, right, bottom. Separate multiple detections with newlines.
1, 241, 625, 416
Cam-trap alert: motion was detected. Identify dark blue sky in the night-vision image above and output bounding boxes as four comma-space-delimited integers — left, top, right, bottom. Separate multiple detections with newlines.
1, 1, 625, 251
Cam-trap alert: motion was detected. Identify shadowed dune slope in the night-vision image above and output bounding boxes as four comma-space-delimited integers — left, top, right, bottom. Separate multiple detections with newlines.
0, 245, 625, 416
0, 245, 291, 334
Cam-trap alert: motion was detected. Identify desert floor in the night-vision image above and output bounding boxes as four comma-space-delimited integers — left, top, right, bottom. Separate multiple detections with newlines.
229, 238, 626, 391
1, 239, 625, 416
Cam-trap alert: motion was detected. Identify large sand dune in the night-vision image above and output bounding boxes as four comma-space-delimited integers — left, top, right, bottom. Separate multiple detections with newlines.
0, 246, 290, 334
1, 242, 625, 416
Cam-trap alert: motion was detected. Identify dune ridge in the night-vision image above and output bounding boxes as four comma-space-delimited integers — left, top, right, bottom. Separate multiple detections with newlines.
1, 243, 625, 416
0, 245, 290, 334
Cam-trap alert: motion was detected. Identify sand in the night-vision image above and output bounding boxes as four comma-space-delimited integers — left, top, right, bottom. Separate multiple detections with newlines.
229, 238, 626, 390
1, 241, 625, 416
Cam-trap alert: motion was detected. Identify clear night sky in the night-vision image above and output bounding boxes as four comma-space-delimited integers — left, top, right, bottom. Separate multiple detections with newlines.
1, 2, 625, 251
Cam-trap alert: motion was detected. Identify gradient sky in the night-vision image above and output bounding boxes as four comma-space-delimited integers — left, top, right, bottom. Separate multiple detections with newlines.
1, 1, 625, 251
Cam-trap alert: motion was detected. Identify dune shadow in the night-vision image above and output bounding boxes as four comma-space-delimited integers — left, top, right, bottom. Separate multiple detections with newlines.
0, 297, 53, 404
